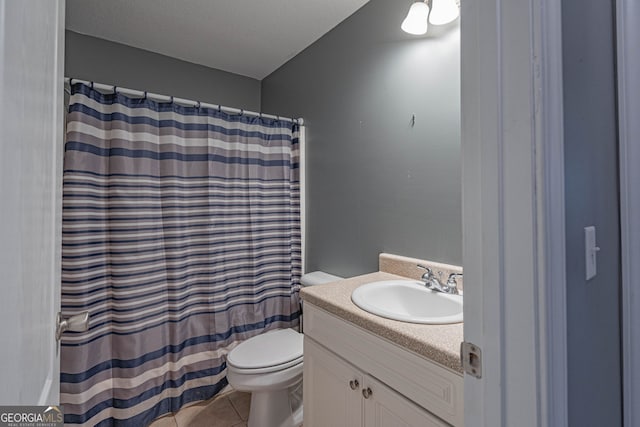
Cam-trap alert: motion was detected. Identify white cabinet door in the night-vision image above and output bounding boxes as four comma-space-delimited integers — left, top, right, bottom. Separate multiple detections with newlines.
363, 376, 450, 427
0, 0, 65, 405
303, 337, 363, 427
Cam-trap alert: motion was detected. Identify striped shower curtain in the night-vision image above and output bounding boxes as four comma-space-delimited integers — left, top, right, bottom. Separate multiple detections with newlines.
60, 83, 302, 426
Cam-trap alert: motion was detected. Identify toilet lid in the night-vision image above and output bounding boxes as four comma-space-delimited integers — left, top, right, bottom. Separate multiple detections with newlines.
227, 329, 303, 370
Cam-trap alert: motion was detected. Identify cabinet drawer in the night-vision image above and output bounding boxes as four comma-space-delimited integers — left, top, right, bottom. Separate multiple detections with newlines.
304, 303, 463, 426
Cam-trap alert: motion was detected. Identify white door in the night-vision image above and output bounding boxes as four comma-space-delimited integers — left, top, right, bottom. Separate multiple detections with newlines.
0, 0, 65, 405
461, 0, 567, 426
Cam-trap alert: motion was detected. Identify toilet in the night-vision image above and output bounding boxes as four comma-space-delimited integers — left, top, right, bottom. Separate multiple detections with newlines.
226, 271, 342, 427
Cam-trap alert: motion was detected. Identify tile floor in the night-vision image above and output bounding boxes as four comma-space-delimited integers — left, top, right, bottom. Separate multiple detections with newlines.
149, 388, 251, 427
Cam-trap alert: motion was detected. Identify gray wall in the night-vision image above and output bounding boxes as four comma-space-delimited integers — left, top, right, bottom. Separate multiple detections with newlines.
262, 0, 461, 277
562, 0, 621, 425
65, 31, 261, 111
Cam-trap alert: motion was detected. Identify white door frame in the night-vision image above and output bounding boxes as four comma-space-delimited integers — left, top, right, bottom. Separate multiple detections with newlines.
0, 0, 65, 405
42, 0, 66, 404
616, 1, 640, 425
461, 0, 567, 425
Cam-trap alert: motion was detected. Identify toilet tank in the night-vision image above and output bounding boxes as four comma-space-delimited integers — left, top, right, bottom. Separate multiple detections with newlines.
300, 271, 342, 287
298, 271, 342, 332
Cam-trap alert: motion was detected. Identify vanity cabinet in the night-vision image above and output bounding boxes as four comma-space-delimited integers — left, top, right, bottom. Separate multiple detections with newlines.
303, 303, 463, 427
305, 338, 448, 427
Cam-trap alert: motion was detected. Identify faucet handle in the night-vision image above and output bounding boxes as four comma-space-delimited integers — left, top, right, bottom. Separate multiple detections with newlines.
417, 264, 432, 275
446, 273, 463, 287
417, 264, 434, 281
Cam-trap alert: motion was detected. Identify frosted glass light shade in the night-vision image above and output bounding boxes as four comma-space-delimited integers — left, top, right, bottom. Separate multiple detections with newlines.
401, 1, 430, 35
429, 0, 459, 25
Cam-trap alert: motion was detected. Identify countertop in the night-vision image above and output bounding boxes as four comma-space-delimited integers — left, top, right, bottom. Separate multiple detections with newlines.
300, 271, 464, 374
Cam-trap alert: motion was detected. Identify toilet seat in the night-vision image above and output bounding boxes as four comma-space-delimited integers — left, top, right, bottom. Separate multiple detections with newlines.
228, 355, 303, 375
227, 329, 303, 374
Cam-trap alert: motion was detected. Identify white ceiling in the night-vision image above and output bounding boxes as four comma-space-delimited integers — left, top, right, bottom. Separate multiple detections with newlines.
66, 0, 370, 80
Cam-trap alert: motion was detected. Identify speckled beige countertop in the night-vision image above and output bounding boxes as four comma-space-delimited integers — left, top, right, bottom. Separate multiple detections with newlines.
300, 270, 464, 374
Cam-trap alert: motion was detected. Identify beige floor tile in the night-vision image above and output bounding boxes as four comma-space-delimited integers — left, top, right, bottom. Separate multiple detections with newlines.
174, 400, 209, 427
152, 389, 248, 427
148, 414, 178, 427
181, 399, 207, 409
227, 391, 251, 421
186, 396, 242, 427
218, 384, 234, 396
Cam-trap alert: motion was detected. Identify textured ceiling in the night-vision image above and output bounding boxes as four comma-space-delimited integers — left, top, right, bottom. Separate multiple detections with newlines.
66, 0, 370, 80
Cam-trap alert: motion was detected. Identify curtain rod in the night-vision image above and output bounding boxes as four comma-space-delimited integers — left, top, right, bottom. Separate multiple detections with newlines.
64, 77, 304, 126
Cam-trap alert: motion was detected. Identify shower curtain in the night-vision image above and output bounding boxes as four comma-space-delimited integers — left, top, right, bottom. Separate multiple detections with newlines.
60, 82, 302, 426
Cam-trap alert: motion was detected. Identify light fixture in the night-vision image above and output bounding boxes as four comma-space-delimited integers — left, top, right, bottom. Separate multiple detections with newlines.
401, 1, 430, 35
429, 0, 459, 25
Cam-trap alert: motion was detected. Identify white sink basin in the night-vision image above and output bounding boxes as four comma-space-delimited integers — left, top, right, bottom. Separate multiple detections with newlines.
351, 280, 463, 324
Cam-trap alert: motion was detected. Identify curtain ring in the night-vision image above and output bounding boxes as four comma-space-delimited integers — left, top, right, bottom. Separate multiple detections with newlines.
90, 81, 94, 90
196, 101, 201, 109
143, 91, 148, 100
69, 78, 74, 86
218, 105, 222, 113
239, 109, 244, 116
170, 96, 174, 103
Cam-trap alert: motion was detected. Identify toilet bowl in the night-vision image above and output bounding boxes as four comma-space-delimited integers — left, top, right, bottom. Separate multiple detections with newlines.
226, 271, 342, 427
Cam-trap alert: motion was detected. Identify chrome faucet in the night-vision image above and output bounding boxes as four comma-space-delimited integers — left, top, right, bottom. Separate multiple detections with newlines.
417, 264, 461, 295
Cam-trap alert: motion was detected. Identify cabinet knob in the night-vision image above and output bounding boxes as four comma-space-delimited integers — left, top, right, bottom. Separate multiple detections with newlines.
362, 387, 372, 399
349, 379, 359, 390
